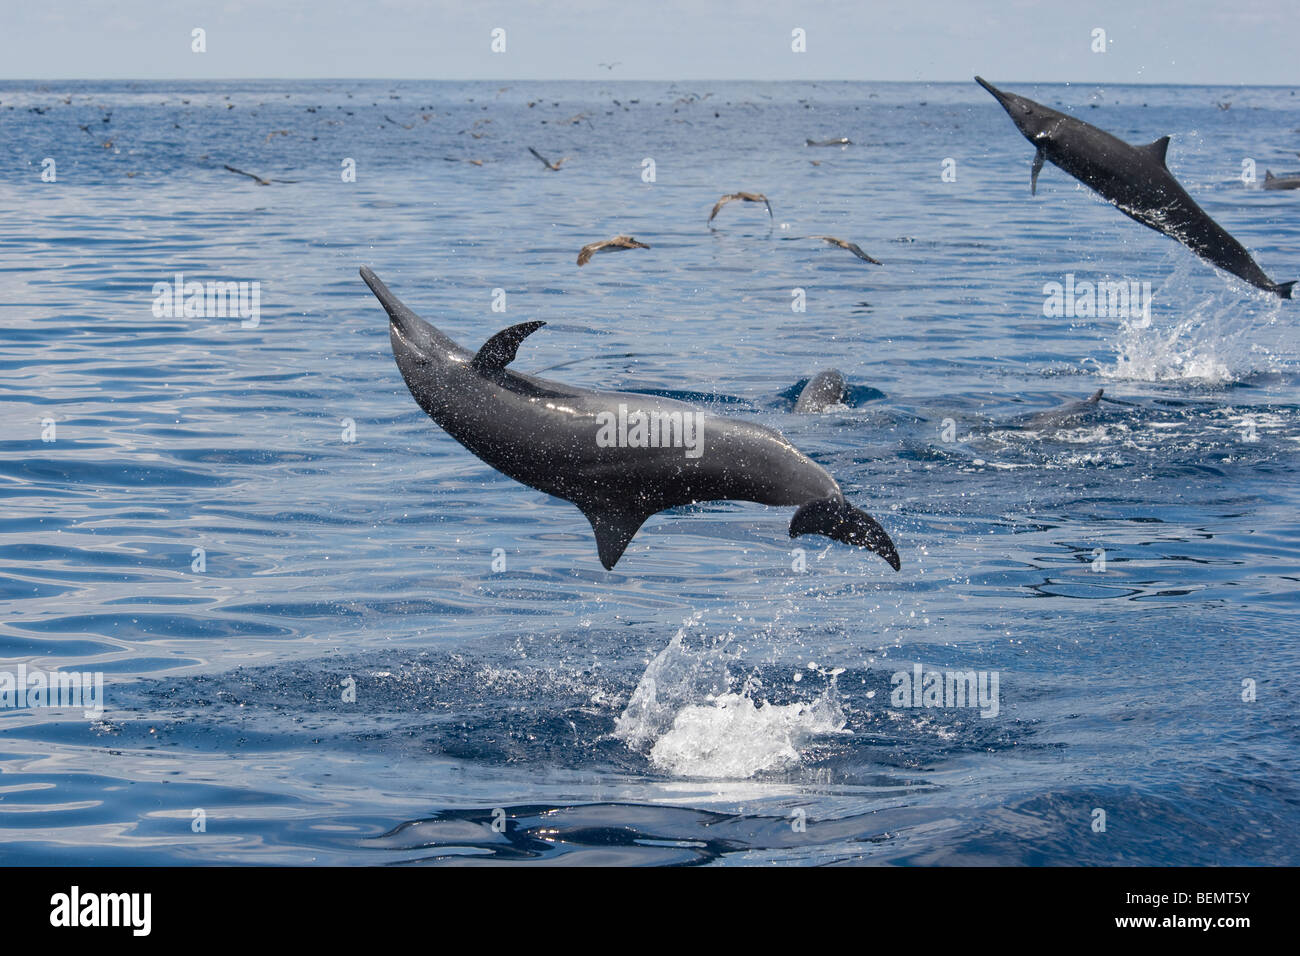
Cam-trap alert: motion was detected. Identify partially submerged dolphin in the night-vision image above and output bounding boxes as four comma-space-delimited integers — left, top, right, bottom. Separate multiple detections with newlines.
976, 77, 1294, 299
793, 370, 847, 413
1020, 388, 1106, 431
361, 267, 899, 571
1263, 170, 1300, 191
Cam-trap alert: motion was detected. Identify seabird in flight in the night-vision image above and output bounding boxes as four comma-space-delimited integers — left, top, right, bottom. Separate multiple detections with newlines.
707, 191, 773, 225
528, 146, 569, 171
577, 235, 650, 266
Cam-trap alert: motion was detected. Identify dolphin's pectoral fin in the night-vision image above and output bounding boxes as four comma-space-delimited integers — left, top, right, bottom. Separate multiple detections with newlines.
1143, 136, 1172, 166
579, 501, 656, 570
789, 498, 900, 571
471, 321, 547, 374
1031, 146, 1045, 196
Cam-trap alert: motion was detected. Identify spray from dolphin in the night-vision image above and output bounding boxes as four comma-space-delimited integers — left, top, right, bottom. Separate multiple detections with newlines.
361, 268, 899, 571
976, 77, 1293, 299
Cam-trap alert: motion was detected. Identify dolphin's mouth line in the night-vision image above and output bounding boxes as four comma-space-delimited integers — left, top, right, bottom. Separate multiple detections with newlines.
388, 317, 423, 356
389, 316, 457, 365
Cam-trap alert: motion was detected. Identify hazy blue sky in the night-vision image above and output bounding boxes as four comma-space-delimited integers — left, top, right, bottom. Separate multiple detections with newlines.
2, 0, 1294, 84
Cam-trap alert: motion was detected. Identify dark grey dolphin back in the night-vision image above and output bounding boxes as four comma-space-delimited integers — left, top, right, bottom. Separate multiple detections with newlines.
793, 369, 847, 413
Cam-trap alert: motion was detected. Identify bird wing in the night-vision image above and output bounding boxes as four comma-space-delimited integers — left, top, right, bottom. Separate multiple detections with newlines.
708, 194, 736, 222
810, 237, 882, 265
840, 240, 881, 264
223, 164, 269, 185
528, 146, 552, 168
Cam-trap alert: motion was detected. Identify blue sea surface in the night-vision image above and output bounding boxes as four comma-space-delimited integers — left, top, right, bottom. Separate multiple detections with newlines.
1, 79, 1297, 865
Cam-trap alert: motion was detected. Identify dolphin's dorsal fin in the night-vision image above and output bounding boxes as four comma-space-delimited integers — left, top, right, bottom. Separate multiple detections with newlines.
471, 321, 546, 374
1266, 170, 1275, 181
1143, 136, 1171, 165
578, 501, 655, 570
1031, 146, 1045, 195
1086, 388, 1104, 404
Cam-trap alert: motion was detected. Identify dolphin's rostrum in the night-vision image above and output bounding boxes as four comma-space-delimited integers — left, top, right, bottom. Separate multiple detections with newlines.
976, 77, 1294, 299
361, 267, 899, 571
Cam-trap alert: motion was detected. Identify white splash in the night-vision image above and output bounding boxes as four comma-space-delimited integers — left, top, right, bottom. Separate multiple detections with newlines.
1101, 259, 1287, 385
648, 691, 846, 778
614, 622, 847, 779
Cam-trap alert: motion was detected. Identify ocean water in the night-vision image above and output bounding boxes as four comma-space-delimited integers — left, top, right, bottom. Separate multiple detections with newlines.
1, 79, 1297, 865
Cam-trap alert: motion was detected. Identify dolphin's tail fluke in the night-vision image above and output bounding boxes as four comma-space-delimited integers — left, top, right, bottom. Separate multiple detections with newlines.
789, 497, 900, 570
1276, 280, 1295, 300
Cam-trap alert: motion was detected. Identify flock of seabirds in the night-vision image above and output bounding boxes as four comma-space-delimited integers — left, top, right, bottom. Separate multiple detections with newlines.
65, 76, 1295, 571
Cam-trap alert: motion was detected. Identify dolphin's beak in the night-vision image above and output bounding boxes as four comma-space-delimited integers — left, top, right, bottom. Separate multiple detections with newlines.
360, 266, 419, 336
974, 76, 1011, 108
360, 266, 470, 367
359, 265, 446, 361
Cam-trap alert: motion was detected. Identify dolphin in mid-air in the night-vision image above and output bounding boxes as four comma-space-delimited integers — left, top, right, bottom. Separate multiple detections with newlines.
360, 267, 899, 571
976, 77, 1293, 299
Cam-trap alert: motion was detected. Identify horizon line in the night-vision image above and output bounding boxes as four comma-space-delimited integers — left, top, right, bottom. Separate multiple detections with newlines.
0, 77, 1289, 88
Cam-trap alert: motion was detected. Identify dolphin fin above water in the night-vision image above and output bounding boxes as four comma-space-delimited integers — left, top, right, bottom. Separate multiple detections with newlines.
1022, 388, 1107, 430
1143, 136, 1172, 164
471, 321, 546, 374
577, 500, 659, 571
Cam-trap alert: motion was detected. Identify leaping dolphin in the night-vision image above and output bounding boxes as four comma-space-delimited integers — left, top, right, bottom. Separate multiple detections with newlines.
361, 267, 900, 571
975, 77, 1294, 299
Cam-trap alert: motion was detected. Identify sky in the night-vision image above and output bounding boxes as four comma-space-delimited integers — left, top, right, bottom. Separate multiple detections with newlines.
1, 0, 1295, 85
